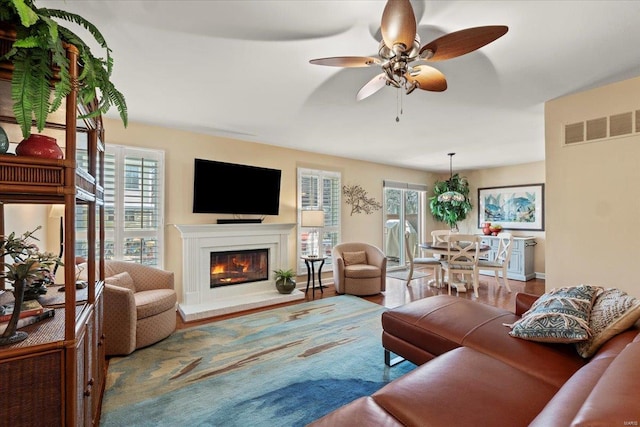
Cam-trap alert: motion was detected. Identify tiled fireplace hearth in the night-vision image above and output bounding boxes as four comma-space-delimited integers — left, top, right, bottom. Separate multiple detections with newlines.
174, 223, 303, 321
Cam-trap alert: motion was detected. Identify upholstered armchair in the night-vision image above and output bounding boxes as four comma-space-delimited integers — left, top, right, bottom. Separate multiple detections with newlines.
332, 242, 387, 296
102, 261, 177, 356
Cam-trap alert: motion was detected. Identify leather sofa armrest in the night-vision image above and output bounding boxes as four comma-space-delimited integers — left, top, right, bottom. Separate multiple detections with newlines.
104, 283, 137, 356
515, 292, 540, 316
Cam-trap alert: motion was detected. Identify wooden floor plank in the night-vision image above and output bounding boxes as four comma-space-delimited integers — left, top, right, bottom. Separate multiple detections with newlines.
176, 268, 545, 329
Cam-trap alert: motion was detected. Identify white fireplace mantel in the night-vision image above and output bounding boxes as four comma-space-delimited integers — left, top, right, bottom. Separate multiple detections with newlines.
173, 223, 303, 321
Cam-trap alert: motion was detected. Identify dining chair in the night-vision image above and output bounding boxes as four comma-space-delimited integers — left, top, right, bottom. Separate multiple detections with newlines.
477, 232, 513, 292
404, 231, 442, 286
440, 234, 481, 297
431, 229, 457, 244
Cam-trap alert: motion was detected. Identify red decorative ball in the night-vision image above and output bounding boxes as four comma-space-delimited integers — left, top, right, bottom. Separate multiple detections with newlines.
16, 134, 63, 159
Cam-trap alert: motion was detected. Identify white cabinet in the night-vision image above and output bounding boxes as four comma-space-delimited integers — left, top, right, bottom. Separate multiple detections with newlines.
479, 236, 536, 281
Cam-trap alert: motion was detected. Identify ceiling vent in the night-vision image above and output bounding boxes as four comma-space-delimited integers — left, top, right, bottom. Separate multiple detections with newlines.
563, 110, 638, 146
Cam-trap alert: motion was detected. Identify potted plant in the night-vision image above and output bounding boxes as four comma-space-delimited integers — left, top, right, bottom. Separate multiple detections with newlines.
273, 268, 296, 294
0, 0, 128, 140
0, 226, 62, 345
429, 173, 473, 230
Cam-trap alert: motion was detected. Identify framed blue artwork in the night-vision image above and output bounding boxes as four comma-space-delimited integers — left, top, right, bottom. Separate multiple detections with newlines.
478, 183, 544, 231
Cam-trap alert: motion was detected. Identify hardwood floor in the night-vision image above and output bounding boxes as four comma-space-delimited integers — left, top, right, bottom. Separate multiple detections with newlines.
176, 268, 546, 329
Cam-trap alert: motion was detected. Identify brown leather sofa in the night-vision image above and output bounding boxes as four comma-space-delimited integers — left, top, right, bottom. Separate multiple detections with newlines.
309, 293, 640, 426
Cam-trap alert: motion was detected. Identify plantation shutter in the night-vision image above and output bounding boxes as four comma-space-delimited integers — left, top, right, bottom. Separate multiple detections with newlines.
85, 145, 165, 267
297, 168, 341, 273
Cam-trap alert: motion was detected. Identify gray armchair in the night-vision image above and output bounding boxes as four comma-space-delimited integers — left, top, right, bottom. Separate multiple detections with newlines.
332, 242, 387, 296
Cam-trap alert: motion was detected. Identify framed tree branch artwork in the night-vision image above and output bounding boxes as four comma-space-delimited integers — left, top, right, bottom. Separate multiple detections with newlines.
478, 184, 544, 231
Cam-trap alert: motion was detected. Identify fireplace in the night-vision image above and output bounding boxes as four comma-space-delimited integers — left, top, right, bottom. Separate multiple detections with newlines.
174, 223, 303, 321
210, 248, 268, 287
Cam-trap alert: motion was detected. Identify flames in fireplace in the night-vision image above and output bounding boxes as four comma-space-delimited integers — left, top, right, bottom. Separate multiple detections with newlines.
210, 248, 269, 288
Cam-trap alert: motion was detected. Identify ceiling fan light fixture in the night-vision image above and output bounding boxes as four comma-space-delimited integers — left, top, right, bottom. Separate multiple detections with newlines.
419, 48, 435, 60
405, 81, 418, 95
309, 0, 508, 114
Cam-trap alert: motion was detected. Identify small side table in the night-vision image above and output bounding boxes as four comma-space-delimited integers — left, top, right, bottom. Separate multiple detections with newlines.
301, 256, 326, 298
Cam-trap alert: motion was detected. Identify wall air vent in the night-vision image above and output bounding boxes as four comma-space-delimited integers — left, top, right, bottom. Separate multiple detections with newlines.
610, 112, 633, 137
586, 117, 607, 140
563, 109, 639, 146
564, 122, 584, 144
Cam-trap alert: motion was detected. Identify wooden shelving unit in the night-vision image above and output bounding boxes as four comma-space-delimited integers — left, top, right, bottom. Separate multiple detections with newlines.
0, 26, 106, 426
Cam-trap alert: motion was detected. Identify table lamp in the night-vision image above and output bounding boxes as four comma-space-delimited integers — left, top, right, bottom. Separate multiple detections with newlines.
301, 210, 325, 257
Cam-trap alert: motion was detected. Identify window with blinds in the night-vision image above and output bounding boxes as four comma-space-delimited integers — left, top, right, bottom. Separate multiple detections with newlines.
297, 168, 341, 273
76, 145, 165, 267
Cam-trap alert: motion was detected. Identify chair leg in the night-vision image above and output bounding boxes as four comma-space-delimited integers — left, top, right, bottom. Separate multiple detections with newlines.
406, 262, 414, 285
502, 267, 512, 292
473, 270, 479, 298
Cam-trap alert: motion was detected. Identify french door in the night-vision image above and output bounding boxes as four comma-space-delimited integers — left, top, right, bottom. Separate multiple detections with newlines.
383, 181, 427, 269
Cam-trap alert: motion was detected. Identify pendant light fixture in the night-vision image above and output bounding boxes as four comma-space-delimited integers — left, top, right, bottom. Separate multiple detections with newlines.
437, 153, 466, 203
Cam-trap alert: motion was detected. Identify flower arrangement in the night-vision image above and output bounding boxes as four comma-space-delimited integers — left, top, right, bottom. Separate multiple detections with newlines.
0, 226, 62, 344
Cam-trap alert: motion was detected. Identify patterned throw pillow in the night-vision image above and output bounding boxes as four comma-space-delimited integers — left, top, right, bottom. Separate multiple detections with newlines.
342, 251, 367, 266
508, 285, 601, 343
105, 271, 136, 293
575, 288, 640, 358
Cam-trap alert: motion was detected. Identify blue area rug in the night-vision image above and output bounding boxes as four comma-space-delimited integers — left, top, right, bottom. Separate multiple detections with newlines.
100, 295, 416, 426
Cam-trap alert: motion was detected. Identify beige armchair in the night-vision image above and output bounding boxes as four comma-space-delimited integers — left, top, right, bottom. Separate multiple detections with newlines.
102, 261, 177, 356
332, 242, 387, 296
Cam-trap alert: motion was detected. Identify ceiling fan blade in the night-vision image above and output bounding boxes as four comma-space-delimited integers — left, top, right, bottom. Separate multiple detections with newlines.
406, 65, 447, 92
309, 56, 381, 67
381, 0, 416, 52
356, 73, 387, 101
419, 26, 508, 61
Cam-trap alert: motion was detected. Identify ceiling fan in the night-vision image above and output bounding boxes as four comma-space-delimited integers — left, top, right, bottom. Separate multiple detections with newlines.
309, 0, 508, 103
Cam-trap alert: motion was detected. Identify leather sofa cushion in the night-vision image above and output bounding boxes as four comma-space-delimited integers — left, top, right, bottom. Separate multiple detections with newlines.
344, 264, 380, 279
135, 289, 177, 320
308, 396, 402, 426
530, 328, 639, 427
572, 338, 640, 426
382, 295, 518, 358
372, 347, 557, 427
463, 315, 587, 388
382, 295, 588, 387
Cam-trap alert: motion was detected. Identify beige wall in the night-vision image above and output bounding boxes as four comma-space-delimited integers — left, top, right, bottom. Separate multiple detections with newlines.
103, 119, 436, 300
545, 76, 640, 297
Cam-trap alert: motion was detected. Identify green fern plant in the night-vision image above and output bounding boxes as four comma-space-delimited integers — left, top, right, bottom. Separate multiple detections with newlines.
0, 0, 127, 138
429, 173, 473, 230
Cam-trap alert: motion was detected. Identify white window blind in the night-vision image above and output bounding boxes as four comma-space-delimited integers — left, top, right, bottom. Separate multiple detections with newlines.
76, 145, 165, 267
297, 168, 341, 273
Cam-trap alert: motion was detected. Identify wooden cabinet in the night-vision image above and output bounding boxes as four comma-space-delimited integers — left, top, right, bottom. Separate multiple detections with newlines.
479, 235, 536, 281
0, 26, 106, 426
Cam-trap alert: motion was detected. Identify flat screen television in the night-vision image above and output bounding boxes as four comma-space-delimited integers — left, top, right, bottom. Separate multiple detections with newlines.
193, 158, 282, 215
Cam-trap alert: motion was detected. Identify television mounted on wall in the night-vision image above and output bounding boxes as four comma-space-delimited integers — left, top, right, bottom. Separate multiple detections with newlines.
192, 158, 282, 216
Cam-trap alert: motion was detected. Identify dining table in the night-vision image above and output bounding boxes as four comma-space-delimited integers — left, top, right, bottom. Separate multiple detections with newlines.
418, 241, 491, 292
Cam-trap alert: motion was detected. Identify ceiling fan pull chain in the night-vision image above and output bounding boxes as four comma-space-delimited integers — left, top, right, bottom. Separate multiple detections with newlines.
396, 88, 401, 122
